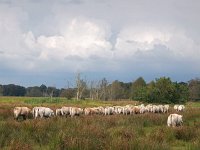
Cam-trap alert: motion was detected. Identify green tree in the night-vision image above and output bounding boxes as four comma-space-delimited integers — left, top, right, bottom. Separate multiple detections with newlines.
26, 86, 43, 97
109, 80, 124, 100
60, 88, 75, 99
0, 84, 3, 96
131, 77, 147, 101
3, 84, 26, 96
188, 78, 200, 101
173, 82, 189, 103
154, 77, 176, 103
146, 77, 188, 104
40, 84, 47, 97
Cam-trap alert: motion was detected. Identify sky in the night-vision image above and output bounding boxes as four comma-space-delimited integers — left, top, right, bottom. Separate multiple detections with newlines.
0, 0, 200, 88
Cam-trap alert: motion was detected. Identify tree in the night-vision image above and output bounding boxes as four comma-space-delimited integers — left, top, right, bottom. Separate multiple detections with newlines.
60, 88, 75, 99
146, 77, 188, 104
40, 84, 47, 97
47, 86, 57, 98
122, 82, 132, 99
173, 82, 189, 103
99, 78, 108, 100
2, 84, 26, 96
26, 86, 43, 97
109, 80, 124, 100
188, 78, 200, 101
0, 84, 3, 96
75, 73, 87, 100
91, 80, 101, 100
131, 77, 146, 100
133, 87, 147, 101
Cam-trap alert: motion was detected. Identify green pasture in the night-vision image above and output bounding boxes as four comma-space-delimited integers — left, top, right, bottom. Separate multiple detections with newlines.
0, 97, 200, 150
0, 96, 140, 107
1, 96, 200, 108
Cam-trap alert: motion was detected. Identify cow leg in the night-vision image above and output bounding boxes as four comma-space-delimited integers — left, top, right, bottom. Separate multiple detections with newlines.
23, 115, 26, 120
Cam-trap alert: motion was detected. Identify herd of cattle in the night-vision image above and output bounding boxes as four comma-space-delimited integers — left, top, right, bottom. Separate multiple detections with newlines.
13, 104, 185, 127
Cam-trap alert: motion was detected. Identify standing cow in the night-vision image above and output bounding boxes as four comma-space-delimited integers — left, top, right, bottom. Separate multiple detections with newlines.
14, 107, 31, 120
163, 105, 169, 113
56, 108, 63, 116
61, 106, 71, 117
70, 107, 83, 117
167, 114, 183, 127
174, 105, 179, 111
178, 105, 185, 112
105, 107, 115, 115
34, 107, 54, 118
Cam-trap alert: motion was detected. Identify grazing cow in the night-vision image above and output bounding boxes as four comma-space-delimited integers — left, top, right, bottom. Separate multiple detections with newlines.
32, 107, 45, 119
163, 105, 169, 113
139, 106, 146, 114
174, 105, 179, 111
84, 108, 92, 115
158, 105, 164, 113
97, 106, 105, 115
84, 108, 99, 115
167, 114, 183, 127
152, 105, 159, 113
14, 107, 31, 120
35, 107, 54, 118
122, 106, 129, 115
178, 105, 185, 112
56, 108, 62, 116
132, 106, 140, 114
104, 107, 114, 115
70, 107, 83, 117
114, 106, 120, 114
61, 107, 71, 117
146, 104, 153, 113
115, 106, 123, 114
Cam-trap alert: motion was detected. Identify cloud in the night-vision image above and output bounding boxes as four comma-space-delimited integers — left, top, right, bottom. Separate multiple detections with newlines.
0, 0, 200, 87
36, 18, 112, 59
0, 14, 114, 72
113, 25, 200, 60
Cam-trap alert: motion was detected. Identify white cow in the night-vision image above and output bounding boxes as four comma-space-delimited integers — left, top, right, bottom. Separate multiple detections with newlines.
95, 106, 104, 115
113, 106, 120, 114
167, 114, 183, 127
35, 107, 54, 118
32, 107, 45, 119
163, 105, 169, 113
146, 104, 153, 113
178, 105, 185, 112
116, 106, 123, 114
152, 105, 159, 113
174, 105, 179, 111
84, 107, 99, 115
56, 108, 62, 116
139, 106, 146, 114
61, 107, 71, 116
104, 107, 114, 115
158, 105, 164, 113
14, 107, 31, 120
131, 106, 140, 114
70, 107, 83, 117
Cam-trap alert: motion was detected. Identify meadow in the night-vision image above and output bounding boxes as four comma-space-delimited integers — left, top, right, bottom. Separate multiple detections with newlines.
0, 97, 200, 150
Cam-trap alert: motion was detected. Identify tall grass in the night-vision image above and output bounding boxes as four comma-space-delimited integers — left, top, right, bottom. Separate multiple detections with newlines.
1, 98, 200, 149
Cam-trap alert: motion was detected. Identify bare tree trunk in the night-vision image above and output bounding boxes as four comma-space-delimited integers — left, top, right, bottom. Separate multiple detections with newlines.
76, 91, 79, 100
75, 72, 87, 100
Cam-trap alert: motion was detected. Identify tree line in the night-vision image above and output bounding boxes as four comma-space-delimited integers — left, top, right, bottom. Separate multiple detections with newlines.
0, 76, 200, 104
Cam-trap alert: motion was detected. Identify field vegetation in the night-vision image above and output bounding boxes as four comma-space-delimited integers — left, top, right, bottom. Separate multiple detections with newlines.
0, 97, 200, 149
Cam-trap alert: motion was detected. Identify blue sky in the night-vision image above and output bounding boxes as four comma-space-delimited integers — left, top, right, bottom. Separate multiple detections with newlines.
0, 0, 200, 88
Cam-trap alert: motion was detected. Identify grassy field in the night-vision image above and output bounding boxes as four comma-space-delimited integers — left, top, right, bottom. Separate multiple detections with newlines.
0, 97, 200, 150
